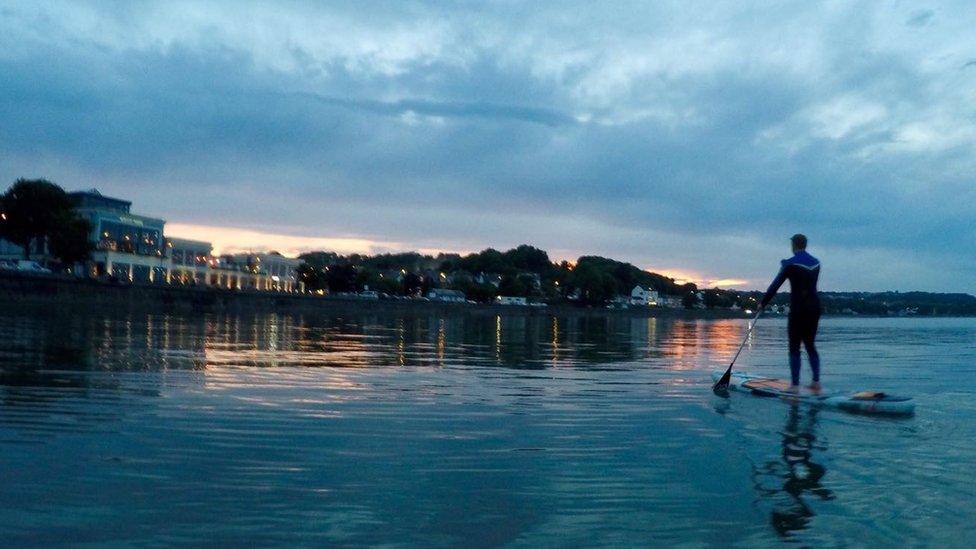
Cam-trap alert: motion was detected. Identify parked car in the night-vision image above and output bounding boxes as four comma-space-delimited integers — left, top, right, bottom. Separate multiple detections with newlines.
15, 260, 51, 273
0, 260, 16, 270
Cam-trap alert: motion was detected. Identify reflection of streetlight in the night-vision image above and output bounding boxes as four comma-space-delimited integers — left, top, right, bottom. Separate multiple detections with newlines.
0, 212, 6, 220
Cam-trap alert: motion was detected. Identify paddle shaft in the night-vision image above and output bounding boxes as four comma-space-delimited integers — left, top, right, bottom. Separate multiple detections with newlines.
713, 308, 763, 390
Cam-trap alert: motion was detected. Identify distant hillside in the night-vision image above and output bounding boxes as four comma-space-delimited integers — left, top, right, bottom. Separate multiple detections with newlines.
820, 291, 976, 316
298, 245, 695, 304
749, 290, 976, 316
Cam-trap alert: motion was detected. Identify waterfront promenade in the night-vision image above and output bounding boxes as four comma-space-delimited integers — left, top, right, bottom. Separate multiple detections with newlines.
0, 270, 745, 320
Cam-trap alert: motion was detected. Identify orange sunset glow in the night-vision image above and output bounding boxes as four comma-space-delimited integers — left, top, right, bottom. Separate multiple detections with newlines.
646, 267, 750, 289
166, 223, 398, 257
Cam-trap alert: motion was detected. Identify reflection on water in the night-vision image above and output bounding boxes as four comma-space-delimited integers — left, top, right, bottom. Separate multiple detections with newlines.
753, 406, 834, 538
0, 311, 749, 374
0, 307, 975, 546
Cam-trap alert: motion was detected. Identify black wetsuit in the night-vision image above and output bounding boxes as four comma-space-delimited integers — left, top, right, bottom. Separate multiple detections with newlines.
760, 250, 822, 385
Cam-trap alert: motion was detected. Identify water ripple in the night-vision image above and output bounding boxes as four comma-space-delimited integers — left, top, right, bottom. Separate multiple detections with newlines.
1, 309, 974, 546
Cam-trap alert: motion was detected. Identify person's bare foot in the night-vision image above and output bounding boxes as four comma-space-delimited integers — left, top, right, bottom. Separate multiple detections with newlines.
807, 382, 822, 394
786, 385, 800, 394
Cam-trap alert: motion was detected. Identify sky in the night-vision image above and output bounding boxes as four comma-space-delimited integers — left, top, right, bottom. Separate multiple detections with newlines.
1, 1, 975, 292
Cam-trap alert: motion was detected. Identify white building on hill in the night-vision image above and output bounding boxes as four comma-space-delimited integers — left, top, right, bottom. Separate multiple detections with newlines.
630, 286, 660, 306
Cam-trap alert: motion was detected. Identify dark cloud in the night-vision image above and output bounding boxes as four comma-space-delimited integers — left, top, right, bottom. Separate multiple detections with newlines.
905, 10, 934, 27
1, 1, 975, 291
294, 92, 578, 127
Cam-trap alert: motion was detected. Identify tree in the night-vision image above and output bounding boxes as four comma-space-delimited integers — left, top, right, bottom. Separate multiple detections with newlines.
357, 268, 399, 294
0, 179, 74, 259
458, 248, 514, 275
324, 263, 358, 293
503, 245, 552, 274
498, 274, 528, 297
569, 261, 618, 305
297, 263, 328, 292
465, 282, 498, 303
48, 216, 93, 267
402, 272, 424, 297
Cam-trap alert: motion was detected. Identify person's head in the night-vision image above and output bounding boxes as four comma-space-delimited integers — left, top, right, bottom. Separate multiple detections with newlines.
790, 233, 808, 253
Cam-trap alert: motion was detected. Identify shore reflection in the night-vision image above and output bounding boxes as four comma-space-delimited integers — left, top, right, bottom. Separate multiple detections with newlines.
0, 309, 757, 374
0, 308, 755, 440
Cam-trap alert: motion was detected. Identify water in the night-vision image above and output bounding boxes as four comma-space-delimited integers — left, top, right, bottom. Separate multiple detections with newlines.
1, 308, 974, 546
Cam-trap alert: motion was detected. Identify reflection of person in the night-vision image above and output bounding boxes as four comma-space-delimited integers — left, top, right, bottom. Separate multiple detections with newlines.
754, 405, 833, 538
760, 234, 822, 391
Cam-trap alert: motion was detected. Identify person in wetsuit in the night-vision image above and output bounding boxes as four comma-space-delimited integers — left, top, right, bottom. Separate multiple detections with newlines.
760, 234, 822, 391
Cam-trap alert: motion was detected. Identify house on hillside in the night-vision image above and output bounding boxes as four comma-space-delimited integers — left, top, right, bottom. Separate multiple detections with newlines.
475, 272, 503, 288
428, 288, 466, 303
657, 295, 683, 308
630, 286, 659, 306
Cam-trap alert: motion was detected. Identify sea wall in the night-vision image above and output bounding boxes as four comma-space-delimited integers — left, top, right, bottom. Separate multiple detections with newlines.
0, 271, 748, 320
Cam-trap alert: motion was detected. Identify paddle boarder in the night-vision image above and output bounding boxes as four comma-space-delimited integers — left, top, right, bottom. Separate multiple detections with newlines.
760, 234, 822, 391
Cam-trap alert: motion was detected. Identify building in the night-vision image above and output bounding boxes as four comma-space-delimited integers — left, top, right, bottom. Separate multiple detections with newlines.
496, 296, 527, 306
6, 188, 303, 292
428, 288, 466, 303
166, 237, 214, 285
475, 272, 503, 288
216, 252, 302, 292
3, 186, 309, 292
630, 286, 660, 306
657, 295, 683, 308
70, 189, 169, 282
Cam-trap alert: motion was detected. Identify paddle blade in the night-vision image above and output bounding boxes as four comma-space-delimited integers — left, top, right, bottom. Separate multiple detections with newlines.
712, 366, 732, 393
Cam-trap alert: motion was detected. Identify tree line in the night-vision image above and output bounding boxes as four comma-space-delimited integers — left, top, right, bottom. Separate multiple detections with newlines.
0, 179, 92, 267
298, 245, 703, 305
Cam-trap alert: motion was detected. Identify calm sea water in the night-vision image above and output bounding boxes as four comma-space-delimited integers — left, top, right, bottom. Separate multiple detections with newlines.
1, 307, 974, 547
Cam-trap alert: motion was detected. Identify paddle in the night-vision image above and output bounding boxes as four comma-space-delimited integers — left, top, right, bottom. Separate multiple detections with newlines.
712, 307, 764, 394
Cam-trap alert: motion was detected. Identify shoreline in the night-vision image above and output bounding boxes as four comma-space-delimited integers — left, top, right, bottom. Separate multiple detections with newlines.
0, 271, 748, 319
2, 271, 970, 319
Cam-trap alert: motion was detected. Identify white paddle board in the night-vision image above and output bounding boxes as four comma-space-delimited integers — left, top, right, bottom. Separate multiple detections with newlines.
713, 371, 915, 416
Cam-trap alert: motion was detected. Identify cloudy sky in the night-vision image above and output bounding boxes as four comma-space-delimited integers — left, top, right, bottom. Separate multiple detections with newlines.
2, 1, 975, 291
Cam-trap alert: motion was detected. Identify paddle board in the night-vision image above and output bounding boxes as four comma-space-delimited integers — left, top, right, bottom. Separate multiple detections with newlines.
712, 371, 915, 417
